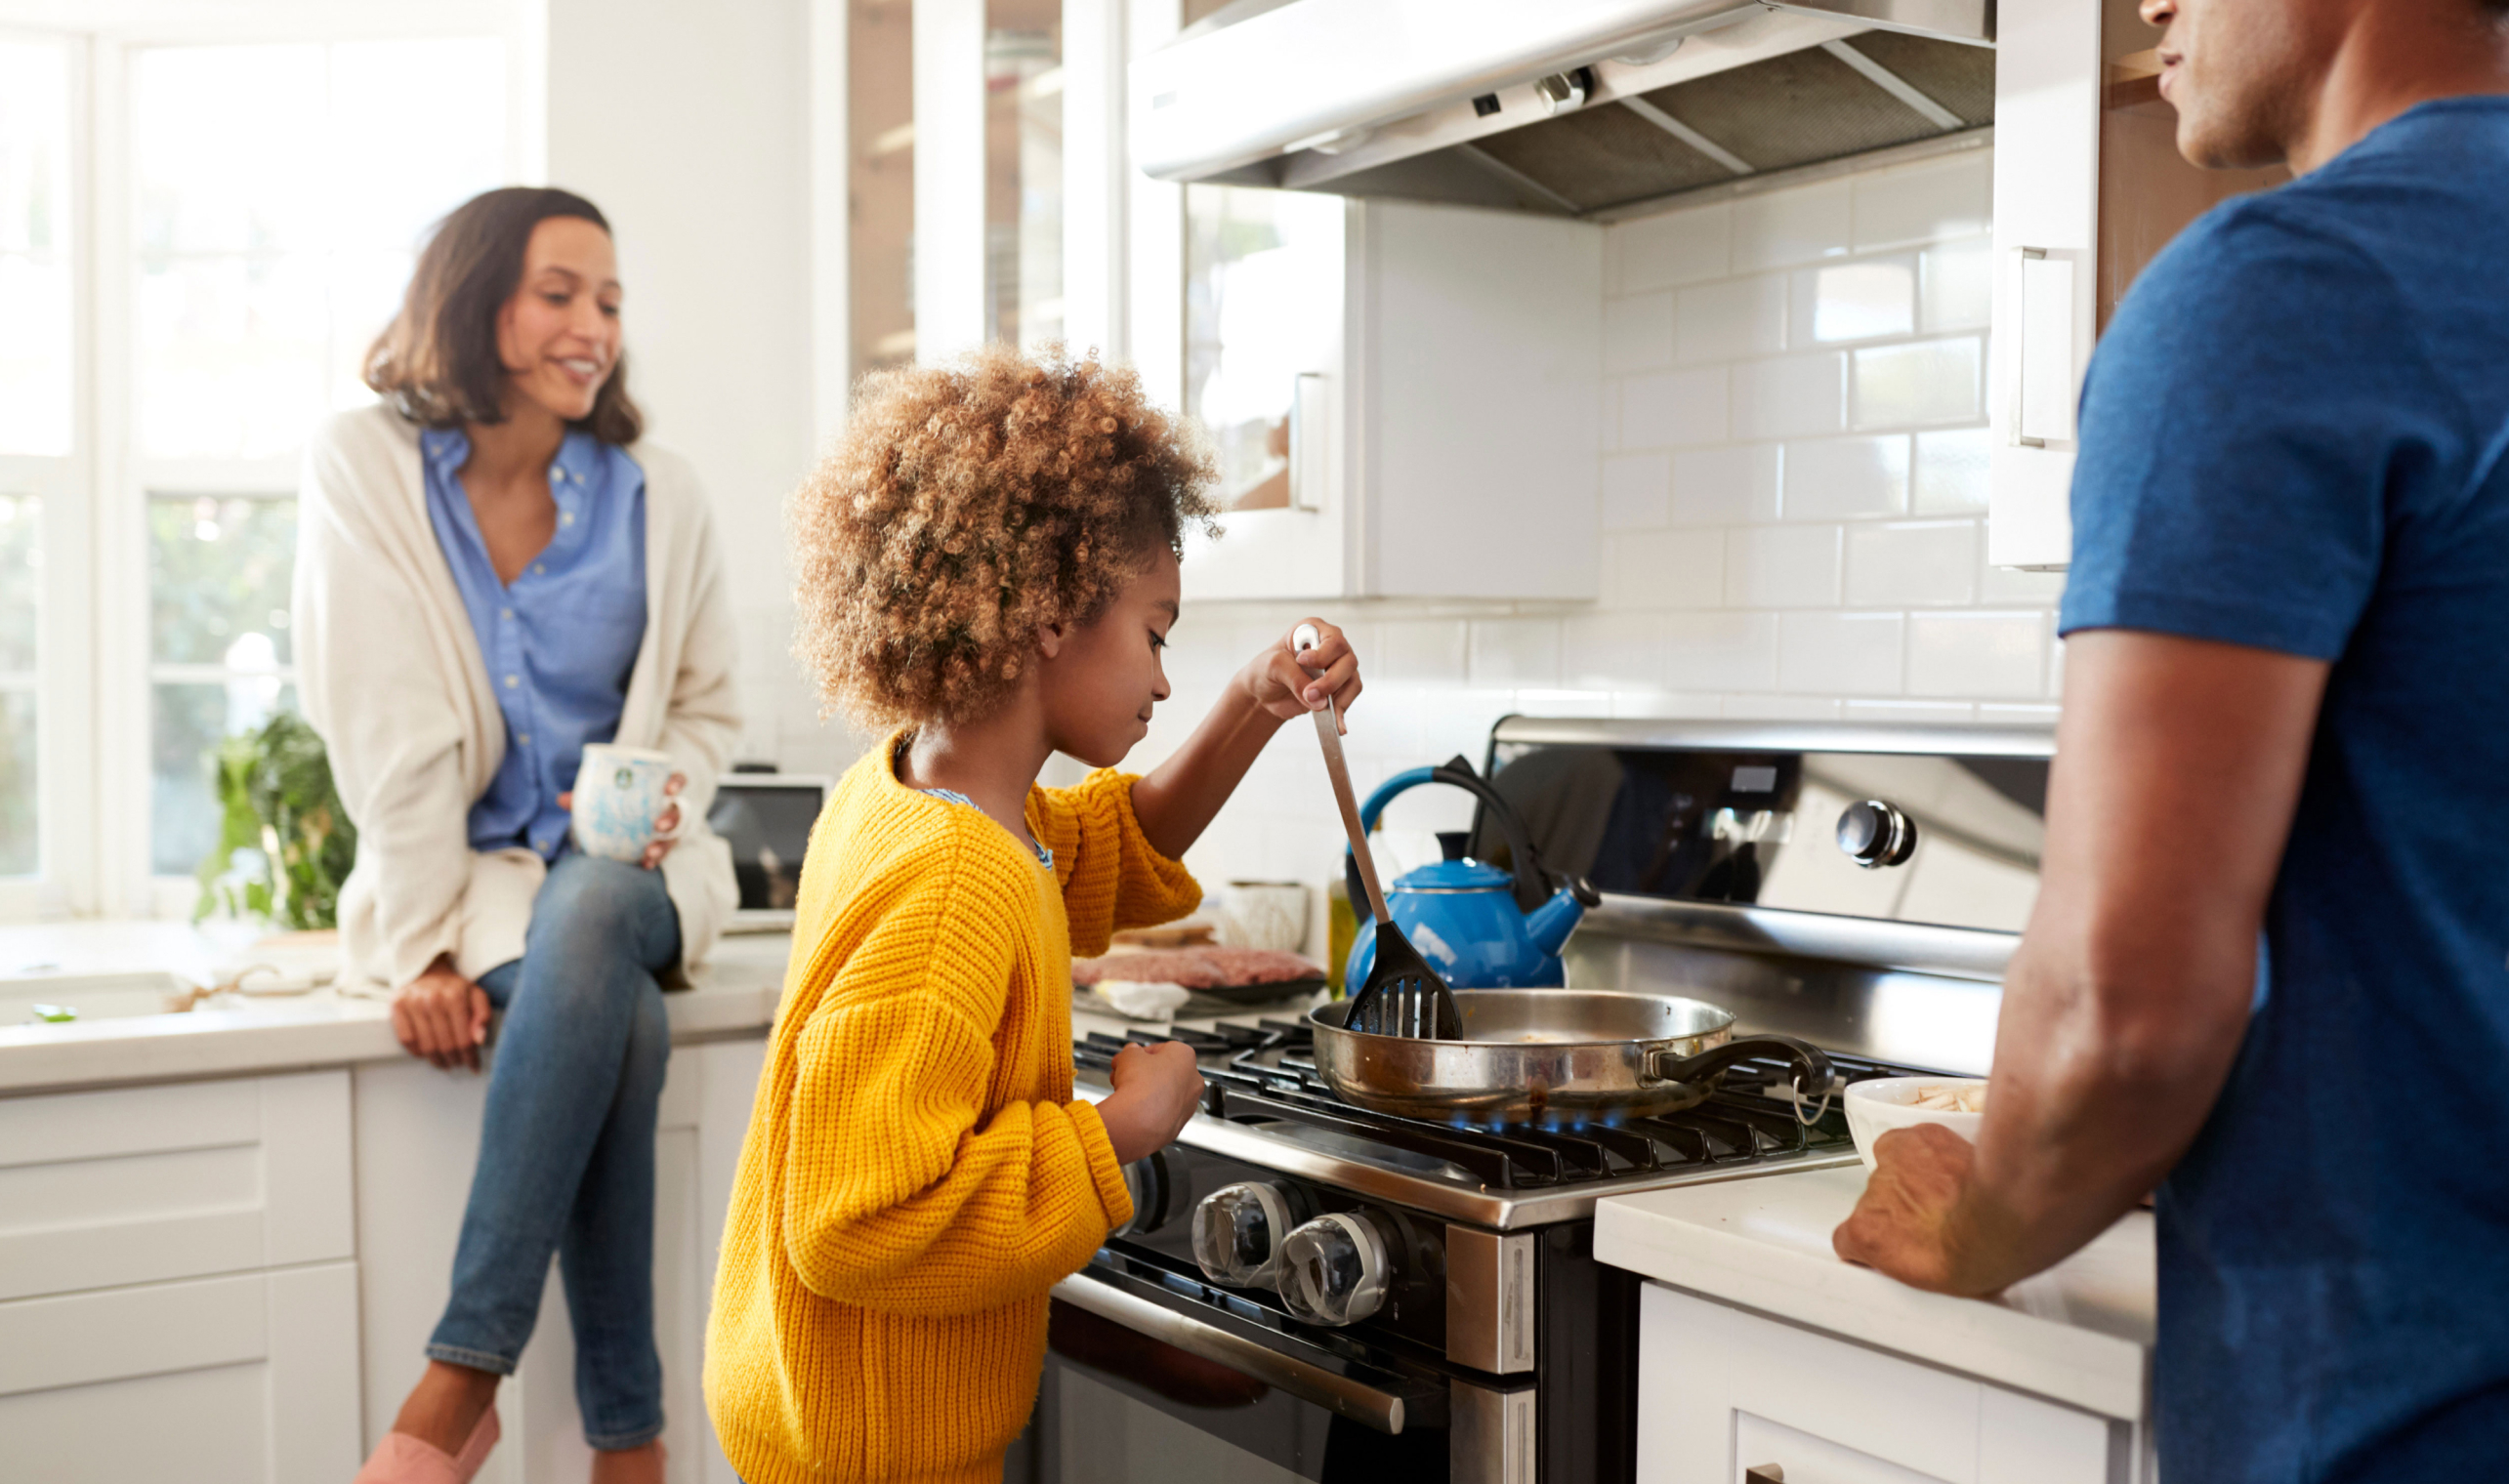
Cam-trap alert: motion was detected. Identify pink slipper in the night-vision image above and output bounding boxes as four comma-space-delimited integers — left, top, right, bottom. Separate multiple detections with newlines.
352, 1406, 500, 1484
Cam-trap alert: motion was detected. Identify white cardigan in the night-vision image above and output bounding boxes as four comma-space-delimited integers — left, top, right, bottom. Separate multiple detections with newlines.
294, 404, 741, 989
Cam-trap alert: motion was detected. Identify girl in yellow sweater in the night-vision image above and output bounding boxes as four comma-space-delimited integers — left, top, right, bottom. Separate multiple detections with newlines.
703, 346, 1364, 1484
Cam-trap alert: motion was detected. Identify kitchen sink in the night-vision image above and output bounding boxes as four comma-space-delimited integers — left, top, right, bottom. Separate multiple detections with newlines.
0, 970, 197, 1024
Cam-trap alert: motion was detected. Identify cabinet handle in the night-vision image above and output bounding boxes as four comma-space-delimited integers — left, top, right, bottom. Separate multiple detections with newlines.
1745, 1467, 1785, 1484
2008, 245, 2078, 451
1288, 371, 1327, 512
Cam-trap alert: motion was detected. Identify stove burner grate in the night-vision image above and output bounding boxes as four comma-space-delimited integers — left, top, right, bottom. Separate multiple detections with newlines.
1074, 1019, 1934, 1192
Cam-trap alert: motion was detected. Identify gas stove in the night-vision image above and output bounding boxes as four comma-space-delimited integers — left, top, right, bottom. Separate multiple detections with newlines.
1073, 1018, 1924, 1230
1024, 719, 2048, 1484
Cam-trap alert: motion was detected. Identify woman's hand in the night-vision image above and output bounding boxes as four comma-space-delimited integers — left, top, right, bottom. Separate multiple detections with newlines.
1096, 1041, 1206, 1164
393, 955, 491, 1071
557, 772, 687, 870
1237, 619, 1362, 735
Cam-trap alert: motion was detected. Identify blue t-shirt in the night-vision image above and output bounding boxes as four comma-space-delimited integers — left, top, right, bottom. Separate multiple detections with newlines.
421, 427, 649, 860
2061, 98, 2509, 1481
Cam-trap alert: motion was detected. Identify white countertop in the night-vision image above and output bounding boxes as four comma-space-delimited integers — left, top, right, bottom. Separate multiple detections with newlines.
0, 922, 790, 1095
1595, 1165, 2155, 1422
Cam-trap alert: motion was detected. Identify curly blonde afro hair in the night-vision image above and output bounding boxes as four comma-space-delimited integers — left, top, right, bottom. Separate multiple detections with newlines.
792, 344, 1219, 728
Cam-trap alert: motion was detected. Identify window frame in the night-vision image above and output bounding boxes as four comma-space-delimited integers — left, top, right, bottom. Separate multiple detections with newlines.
0, 0, 541, 922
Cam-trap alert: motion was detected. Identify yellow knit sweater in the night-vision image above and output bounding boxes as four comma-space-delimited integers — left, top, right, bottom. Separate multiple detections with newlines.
704, 734, 1200, 1484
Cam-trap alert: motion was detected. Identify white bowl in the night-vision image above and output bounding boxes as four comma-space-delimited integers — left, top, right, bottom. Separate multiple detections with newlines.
1842, 1076, 1987, 1169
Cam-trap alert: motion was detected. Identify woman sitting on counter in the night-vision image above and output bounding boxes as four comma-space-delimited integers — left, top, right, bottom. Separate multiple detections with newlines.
295, 186, 739, 1484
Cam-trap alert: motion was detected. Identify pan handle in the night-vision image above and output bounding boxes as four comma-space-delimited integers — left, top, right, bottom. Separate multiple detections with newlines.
1645, 1034, 1834, 1097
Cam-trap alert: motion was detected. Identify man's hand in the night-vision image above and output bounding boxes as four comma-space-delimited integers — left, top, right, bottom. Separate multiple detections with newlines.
393, 956, 491, 1071
1096, 1041, 1206, 1165
1833, 1125, 1998, 1295
1237, 620, 1361, 733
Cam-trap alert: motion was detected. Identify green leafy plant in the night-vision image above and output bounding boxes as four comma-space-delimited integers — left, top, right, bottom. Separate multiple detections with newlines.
193, 712, 356, 929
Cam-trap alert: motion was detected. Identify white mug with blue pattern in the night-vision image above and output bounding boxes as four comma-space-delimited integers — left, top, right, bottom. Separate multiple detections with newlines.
570, 744, 681, 862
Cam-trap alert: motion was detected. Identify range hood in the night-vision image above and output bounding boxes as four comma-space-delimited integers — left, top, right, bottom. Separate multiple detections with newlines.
1133, 0, 1995, 218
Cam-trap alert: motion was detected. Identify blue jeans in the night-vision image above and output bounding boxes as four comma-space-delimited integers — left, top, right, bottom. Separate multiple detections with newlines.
425, 851, 682, 1450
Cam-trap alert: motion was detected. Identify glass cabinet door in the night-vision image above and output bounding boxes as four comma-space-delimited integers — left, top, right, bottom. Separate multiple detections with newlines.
1182, 185, 1341, 514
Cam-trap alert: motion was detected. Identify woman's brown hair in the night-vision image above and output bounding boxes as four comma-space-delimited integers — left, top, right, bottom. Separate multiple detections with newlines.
364, 186, 643, 445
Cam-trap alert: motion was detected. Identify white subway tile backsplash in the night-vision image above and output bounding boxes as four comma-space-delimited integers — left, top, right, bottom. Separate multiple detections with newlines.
1602, 452, 1674, 531
1470, 618, 1563, 687
1907, 611, 2047, 697
1734, 352, 1847, 440
1853, 151, 1991, 250
1676, 274, 1787, 364
1374, 620, 1471, 684
1563, 614, 1668, 689
1912, 427, 1992, 513
1615, 201, 1732, 293
1620, 366, 1731, 448
1733, 180, 1854, 270
1782, 434, 1909, 520
1727, 524, 1843, 608
1672, 444, 1781, 525
1854, 338, 1984, 429
1793, 257, 1915, 345
1846, 519, 1980, 606
1607, 527, 1726, 609
1920, 237, 1993, 332
1605, 290, 1678, 372
1777, 611, 1905, 694
1660, 611, 1780, 691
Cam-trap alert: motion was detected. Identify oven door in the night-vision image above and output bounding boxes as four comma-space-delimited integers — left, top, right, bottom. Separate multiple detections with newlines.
1009, 1256, 1533, 1484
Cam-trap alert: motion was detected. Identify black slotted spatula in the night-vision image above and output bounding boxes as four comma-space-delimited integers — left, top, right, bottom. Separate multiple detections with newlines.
1294, 624, 1462, 1041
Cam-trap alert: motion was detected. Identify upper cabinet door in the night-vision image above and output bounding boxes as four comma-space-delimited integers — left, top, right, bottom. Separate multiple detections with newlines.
1987, 0, 2287, 571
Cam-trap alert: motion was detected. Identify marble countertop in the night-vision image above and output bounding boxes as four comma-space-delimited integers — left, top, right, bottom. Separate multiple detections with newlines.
1595, 1165, 2155, 1422
0, 921, 789, 1095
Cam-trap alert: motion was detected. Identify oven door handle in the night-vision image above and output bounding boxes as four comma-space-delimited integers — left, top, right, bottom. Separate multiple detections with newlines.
1051, 1274, 1410, 1434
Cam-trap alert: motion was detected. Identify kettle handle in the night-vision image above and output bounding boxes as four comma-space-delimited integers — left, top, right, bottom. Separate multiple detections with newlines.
1347, 757, 1571, 916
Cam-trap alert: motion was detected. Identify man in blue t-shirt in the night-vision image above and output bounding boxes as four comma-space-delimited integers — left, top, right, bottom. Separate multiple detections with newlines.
1833, 0, 2509, 1477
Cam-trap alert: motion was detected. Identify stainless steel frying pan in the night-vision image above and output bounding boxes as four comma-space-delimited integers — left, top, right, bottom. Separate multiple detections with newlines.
1307, 989, 1832, 1125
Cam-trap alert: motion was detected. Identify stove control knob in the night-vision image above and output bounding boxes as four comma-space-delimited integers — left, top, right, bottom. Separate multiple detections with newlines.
1192, 1182, 1297, 1288
1835, 799, 1917, 869
1111, 1152, 1171, 1238
1277, 1212, 1393, 1327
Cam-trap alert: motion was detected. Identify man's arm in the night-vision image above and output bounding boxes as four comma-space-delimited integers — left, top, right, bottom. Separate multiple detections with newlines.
1834, 629, 2326, 1293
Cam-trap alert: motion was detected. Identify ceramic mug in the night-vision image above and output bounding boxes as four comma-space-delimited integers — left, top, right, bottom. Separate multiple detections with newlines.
1220, 881, 1311, 954
570, 744, 682, 862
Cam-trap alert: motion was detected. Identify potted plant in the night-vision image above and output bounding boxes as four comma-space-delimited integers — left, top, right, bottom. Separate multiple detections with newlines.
194, 712, 356, 930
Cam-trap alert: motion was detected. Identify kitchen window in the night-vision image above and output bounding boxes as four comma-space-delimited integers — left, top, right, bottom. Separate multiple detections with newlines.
2, 9, 527, 919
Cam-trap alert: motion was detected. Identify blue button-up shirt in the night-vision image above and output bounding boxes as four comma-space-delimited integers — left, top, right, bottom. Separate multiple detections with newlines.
421, 427, 648, 860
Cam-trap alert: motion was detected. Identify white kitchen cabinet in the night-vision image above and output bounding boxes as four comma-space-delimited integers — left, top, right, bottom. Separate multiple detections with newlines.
0, 1070, 362, 1483
1987, 0, 2288, 570
356, 1035, 769, 1484
1165, 191, 1603, 601
1636, 1283, 2148, 1484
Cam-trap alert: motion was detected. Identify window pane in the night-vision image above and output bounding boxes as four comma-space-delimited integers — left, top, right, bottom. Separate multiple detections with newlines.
0, 689, 31, 877
153, 680, 294, 877
138, 253, 329, 459
149, 496, 296, 667
853, 0, 915, 374
132, 39, 507, 457
0, 39, 72, 457
984, 4, 1061, 350
0, 494, 36, 673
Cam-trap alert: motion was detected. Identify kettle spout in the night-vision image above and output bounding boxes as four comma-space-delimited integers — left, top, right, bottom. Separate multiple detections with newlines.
1525, 887, 1587, 958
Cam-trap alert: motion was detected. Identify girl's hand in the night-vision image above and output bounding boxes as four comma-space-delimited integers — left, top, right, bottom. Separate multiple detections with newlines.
1098, 1041, 1206, 1164
393, 956, 490, 1071
1238, 619, 1363, 735
557, 772, 687, 870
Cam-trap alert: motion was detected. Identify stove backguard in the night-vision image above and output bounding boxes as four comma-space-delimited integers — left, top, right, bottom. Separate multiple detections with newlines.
1479, 720, 2051, 1077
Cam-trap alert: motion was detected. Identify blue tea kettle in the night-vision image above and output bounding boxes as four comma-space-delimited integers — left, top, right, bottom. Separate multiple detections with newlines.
1344, 756, 1600, 991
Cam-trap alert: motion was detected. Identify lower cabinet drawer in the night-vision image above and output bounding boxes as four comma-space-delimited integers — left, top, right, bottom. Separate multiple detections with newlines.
0, 1261, 363, 1484
1636, 1282, 2121, 1484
